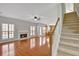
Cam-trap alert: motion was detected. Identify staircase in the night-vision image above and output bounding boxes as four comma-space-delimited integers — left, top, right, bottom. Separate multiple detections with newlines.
57, 12, 79, 56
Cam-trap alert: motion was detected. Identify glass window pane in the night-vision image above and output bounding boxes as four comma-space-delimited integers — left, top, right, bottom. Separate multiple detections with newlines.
2, 24, 8, 31
30, 26, 33, 35
32, 26, 35, 35
5, 32, 8, 37
9, 24, 14, 31
5, 24, 8, 31
40, 27, 42, 35
43, 27, 46, 34
9, 24, 14, 38
9, 34, 12, 38
12, 24, 14, 31
2, 36, 8, 39
9, 24, 12, 31
11, 34, 14, 38
9, 32, 14, 38
2, 24, 14, 39
33, 26, 35, 30
2, 32, 8, 39
9, 31, 12, 34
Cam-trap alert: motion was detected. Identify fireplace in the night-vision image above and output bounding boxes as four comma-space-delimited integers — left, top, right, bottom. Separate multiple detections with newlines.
20, 34, 27, 38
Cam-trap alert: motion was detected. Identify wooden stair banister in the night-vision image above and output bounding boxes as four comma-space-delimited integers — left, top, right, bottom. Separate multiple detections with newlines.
49, 17, 60, 55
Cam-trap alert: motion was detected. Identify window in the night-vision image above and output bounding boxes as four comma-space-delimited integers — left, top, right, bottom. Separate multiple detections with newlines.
30, 26, 35, 36
43, 27, 46, 35
30, 26, 32, 36
2, 24, 14, 39
32, 26, 35, 35
2, 24, 8, 39
9, 24, 14, 38
40, 27, 42, 35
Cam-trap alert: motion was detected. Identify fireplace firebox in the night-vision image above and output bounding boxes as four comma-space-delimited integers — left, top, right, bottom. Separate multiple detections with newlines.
20, 34, 27, 38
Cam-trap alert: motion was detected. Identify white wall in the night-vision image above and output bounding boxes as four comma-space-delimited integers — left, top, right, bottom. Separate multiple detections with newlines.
0, 16, 46, 41
52, 3, 65, 56
74, 3, 79, 16
65, 3, 74, 13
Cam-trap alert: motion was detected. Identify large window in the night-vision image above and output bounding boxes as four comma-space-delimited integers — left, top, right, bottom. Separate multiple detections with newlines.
2, 24, 14, 39
9, 24, 14, 38
43, 27, 46, 35
32, 26, 35, 35
2, 24, 8, 39
30, 26, 35, 36
40, 27, 42, 35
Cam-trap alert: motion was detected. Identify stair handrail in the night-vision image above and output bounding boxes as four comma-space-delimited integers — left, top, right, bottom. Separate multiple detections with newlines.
52, 17, 60, 34
50, 17, 60, 55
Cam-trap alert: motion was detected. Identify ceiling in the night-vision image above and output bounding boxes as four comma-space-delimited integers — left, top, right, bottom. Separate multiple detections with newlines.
0, 3, 59, 25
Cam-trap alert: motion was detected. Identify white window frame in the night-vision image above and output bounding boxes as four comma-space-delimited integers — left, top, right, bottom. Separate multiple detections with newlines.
40, 27, 42, 35
2, 23, 14, 39
42, 27, 46, 35
30, 26, 35, 36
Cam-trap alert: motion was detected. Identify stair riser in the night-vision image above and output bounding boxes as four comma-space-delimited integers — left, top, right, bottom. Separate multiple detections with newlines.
63, 26, 79, 28
62, 30, 79, 33
60, 39, 79, 45
60, 44, 79, 52
64, 24, 79, 26
57, 50, 73, 56
58, 12, 79, 56
64, 22, 79, 24
59, 48, 79, 56
64, 20, 79, 22
61, 35, 79, 38
62, 28, 79, 30
64, 19, 79, 21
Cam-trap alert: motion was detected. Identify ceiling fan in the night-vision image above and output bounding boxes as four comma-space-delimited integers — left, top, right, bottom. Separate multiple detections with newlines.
34, 16, 41, 21
26, 14, 49, 21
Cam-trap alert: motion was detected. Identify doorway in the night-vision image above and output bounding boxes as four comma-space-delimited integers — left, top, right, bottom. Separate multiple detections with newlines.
65, 3, 74, 13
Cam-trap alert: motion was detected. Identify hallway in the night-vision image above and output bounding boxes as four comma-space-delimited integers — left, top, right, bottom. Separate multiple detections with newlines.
57, 12, 79, 56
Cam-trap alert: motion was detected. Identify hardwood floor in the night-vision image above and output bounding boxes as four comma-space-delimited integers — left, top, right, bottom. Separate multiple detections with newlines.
0, 36, 50, 56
